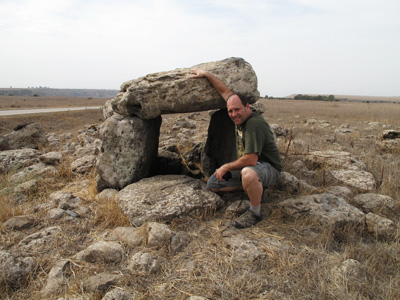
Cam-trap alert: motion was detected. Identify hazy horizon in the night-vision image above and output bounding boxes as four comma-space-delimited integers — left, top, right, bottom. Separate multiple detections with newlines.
1, 0, 399, 98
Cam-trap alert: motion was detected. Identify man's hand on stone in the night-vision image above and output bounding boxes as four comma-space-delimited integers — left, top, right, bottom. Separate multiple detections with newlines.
190, 69, 208, 78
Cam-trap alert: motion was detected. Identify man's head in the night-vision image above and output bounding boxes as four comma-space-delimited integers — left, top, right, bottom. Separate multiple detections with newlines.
226, 93, 252, 125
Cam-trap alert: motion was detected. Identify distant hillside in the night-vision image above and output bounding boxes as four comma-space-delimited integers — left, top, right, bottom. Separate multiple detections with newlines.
0, 88, 119, 98
286, 94, 400, 103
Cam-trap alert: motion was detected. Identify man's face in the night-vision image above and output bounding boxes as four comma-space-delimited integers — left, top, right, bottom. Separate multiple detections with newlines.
227, 95, 251, 125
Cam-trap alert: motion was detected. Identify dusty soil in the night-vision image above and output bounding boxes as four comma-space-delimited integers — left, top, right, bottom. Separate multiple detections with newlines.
0, 96, 109, 136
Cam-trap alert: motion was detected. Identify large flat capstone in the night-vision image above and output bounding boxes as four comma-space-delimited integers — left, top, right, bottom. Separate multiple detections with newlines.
111, 57, 259, 119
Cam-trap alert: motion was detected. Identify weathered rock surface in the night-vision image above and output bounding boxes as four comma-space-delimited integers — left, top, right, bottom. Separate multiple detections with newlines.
0, 250, 35, 286
71, 154, 97, 174
0, 122, 48, 151
0, 148, 41, 173
364, 213, 397, 238
110, 226, 143, 248
76, 241, 124, 264
128, 252, 160, 274
305, 150, 366, 171
96, 113, 161, 191
2, 215, 35, 231
279, 193, 365, 226
116, 175, 224, 226
102, 288, 136, 300
330, 170, 376, 191
351, 193, 396, 217
111, 57, 259, 119
41, 259, 70, 296
84, 273, 121, 292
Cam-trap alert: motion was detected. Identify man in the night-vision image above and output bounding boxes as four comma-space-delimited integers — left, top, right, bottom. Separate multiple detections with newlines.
191, 69, 282, 228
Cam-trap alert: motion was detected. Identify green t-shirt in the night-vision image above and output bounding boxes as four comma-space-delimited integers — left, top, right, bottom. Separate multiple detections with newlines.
236, 112, 282, 172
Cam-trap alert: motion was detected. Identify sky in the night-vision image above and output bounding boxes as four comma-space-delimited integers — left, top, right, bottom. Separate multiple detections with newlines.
0, 0, 399, 97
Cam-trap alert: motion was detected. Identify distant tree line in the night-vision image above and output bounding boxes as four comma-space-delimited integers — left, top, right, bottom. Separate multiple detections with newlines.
294, 94, 337, 101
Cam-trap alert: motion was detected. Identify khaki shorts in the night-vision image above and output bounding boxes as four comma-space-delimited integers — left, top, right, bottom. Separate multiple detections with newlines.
206, 161, 281, 190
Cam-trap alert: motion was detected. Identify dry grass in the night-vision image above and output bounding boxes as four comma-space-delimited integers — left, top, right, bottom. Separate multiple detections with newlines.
1, 98, 400, 299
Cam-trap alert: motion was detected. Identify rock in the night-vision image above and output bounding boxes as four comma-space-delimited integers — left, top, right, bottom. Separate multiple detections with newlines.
39, 151, 63, 165
351, 193, 396, 217
0, 148, 41, 173
225, 200, 250, 215
292, 160, 316, 179
103, 99, 114, 119
0, 250, 35, 286
71, 155, 97, 174
128, 252, 160, 274
2, 215, 35, 231
324, 186, 353, 200
116, 175, 224, 226
276, 172, 317, 194
49, 191, 82, 210
111, 57, 259, 119
223, 234, 264, 262
96, 188, 118, 200
77, 241, 124, 264
110, 227, 143, 248
147, 222, 174, 249
202, 109, 236, 176
278, 194, 365, 227
305, 150, 366, 171
364, 213, 397, 238
332, 259, 367, 283
0, 122, 48, 151
47, 208, 66, 220
171, 231, 191, 255
270, 124, 288, 137
96, 113, 161, 191
19, 226, 62, 252
382, 129, 400, 139
187, 297, 209, 300
84, 273, 120, 293
102, 288, 136, 300
73, 139, 101, 157
330, 170, 376, 191
10, 163, 57, 182
14, 179, 38, 194
41, 260, 70, 295
376, 139, 400, 152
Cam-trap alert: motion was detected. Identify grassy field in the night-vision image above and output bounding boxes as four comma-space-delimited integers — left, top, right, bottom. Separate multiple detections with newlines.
1, 97, 400, 299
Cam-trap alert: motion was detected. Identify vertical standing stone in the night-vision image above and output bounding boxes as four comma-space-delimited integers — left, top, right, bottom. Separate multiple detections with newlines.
202, 109, 237, 176
96, 113, 161, 191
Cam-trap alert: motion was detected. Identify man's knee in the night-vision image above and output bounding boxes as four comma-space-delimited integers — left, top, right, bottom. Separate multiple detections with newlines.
241, 167, 260, 184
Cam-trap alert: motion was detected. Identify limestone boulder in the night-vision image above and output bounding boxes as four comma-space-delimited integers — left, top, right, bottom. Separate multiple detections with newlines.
330, 170, 376, 191
0, 250, 35, 286
351, 193, 396, 217
278, 193, 365, 227
96, 113, 161, 191
0, 148, 41, 173
76, 241, 124, 264
111, 57, 259, 119
364, 213, 397, 238
128, 252, 160, 274
116, 175, 224, 226
0, 122, 48, 151
305, 150, 367, 171
41, 260, 70, 296
2, 215, 35, 231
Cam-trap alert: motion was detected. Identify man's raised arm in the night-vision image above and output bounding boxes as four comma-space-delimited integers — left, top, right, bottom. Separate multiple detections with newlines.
191, 69, 233, 101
